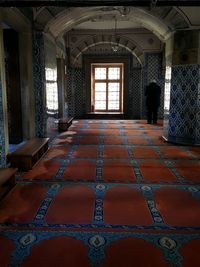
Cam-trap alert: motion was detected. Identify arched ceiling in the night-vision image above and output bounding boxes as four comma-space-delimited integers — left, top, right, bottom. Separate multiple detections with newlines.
31, 6, 200, 42
45, 7, 173, 41
30, 5, 200, 66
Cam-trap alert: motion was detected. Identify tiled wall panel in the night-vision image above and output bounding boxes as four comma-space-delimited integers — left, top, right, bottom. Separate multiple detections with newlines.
128, 68, 142, 118
67, 68, 84, 117
142, 53, 165, 119
165, 64, 200, 144
33, 31, 47, 137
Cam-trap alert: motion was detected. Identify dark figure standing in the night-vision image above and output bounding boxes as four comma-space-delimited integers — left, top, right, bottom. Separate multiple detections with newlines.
145, 79, 161, 124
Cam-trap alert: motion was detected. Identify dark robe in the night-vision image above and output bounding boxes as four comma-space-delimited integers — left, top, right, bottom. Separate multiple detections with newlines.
145, 82, 161, 124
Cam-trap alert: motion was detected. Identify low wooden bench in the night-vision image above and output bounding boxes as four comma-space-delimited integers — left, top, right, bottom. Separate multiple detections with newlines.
0, 168, 17, 200
58, 117, 73, 132
7, 138, 49, 171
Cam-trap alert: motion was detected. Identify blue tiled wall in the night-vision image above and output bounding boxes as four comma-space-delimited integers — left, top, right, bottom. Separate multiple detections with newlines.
67, 68, 84, 117
33, 31, 47, 137
164, 64, 200, 144
128, 67, 142, 118
142, 53, 165, 119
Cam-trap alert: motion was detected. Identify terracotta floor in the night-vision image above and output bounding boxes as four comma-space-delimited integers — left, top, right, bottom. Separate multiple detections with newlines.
1, 119, 200, 267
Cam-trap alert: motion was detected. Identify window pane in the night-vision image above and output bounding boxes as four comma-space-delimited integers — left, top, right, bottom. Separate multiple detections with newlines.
108, 91, 120, 101
95, 92, 106, 101
46, 82, 58, 111
95, 101, 106, 110
93, 65, 122, 112
108, 101, 120, 110
108, 83, 120, 92
46, 68, 57, 81
108, 67, 120, 80
164, 66, 172, 111
95, 68, 106, 79
108, 83, 120, 109
95, 83, 106, 92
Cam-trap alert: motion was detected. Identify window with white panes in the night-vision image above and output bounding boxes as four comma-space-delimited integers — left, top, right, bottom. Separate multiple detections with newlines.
45, 67, 58, 115
91, 64, 123, 112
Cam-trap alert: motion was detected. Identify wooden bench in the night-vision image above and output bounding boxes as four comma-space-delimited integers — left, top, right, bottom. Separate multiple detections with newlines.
7, 138, 49, 171
58, 117, 73, 132
0, 168, 17, 200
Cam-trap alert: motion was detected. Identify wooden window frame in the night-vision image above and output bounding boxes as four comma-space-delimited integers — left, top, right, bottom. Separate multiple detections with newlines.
91, 63, 123, 112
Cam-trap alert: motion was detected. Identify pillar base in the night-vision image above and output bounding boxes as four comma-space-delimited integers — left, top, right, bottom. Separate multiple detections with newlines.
162, 135, 200, 146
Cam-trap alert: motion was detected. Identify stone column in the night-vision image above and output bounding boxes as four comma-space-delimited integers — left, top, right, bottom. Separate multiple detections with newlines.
163, 30, 200, 145
19, 31, 35, 139
32, 30, 47, 137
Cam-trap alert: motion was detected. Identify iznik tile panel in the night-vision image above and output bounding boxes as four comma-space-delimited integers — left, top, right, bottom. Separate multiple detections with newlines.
165, 64, 200, 145
128, 68, 142, 119
142, 53, 165, 119
33, 31, 47, 138
67, 68, 84, 117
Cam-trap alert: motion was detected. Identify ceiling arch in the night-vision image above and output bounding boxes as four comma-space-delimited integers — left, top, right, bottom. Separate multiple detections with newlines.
44, 7, 174, 42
